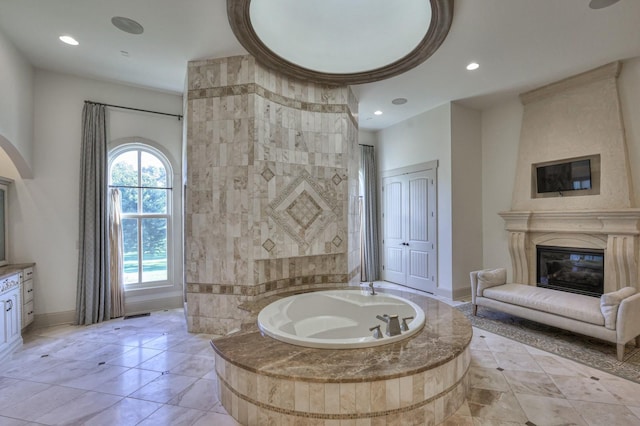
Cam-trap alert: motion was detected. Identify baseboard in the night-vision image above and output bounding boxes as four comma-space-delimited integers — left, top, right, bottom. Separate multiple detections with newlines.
33, 310, 75, 329
31, 294, 183, 329
452, 287, 472, 301
434, 287, 471, 301
124, 294, 183, 316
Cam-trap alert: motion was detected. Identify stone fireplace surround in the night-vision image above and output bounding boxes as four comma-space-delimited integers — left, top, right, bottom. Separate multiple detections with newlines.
501, 61, 640, 294
500, 209, 640, 293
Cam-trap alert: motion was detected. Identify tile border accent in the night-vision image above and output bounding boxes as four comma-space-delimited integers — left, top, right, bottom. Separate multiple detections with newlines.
188, 82, 358, 128
187, 274, 350, 297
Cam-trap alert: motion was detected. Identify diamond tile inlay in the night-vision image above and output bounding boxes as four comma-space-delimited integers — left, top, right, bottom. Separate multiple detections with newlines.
261, 167, 275, 182
286, 190, 322, 229
262, 239, 276, 252
265, 170, 341, 250
332, 235, 343, 247
332, 173, 343, 185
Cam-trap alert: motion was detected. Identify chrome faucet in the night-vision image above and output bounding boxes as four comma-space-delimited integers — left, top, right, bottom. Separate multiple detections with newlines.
368, 282, 376, 295
376, 314, 401, 336
401, 316, 414, 332
369, 325, 382, 339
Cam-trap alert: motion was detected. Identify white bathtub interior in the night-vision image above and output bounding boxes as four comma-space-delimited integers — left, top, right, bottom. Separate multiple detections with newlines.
257, 289, 426, 349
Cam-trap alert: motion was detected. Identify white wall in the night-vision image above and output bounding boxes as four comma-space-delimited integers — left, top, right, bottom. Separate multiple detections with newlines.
451, 103, 482, 296
0, 69, 183, 324
376, 103, 455, 296
479, 98, 523, 280
358, 130, 378, 148
0, 29, 34, 178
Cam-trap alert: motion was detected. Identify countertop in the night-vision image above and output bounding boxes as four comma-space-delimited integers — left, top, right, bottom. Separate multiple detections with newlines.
0, 263, 35, 280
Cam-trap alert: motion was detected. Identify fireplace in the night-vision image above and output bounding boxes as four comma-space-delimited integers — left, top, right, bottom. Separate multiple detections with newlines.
537, 245, 604, 297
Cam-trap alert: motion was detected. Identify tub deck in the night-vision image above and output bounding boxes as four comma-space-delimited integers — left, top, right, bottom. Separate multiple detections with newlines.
212, 288, 471, 382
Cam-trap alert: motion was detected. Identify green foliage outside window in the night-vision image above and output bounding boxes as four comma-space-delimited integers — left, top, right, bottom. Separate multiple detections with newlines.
110, 147, 170, 284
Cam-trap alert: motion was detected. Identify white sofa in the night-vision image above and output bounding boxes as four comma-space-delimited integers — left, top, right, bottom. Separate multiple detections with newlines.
470, 268, 640, 361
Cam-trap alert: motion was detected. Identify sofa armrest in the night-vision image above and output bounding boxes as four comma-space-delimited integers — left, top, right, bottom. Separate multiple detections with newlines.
470, 268, 507, 303
617, 292, 640, 344
470, 271, 480, 304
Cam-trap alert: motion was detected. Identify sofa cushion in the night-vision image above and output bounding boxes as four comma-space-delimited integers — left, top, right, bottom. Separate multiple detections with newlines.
601, 287, 637, 330
483, 283, 604, 326
477, 268, 506, 297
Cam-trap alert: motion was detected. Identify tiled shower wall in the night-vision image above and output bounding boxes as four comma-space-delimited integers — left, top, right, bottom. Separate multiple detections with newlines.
185, 55, 360, 334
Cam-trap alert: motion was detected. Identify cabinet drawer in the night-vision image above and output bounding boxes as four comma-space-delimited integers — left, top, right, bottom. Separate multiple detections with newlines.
23, 299, 34, 328
23, 279, 34, 303
23, 267, 34, 282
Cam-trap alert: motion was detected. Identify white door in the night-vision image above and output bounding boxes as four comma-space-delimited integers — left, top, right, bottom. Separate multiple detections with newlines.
382, 169, 437, 293
382, 177, 406, 285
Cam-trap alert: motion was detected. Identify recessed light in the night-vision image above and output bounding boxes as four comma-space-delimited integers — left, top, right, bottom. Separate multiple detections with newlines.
374, 110, 383, 116
59, 35, 79, 46
111, 16, 144, 35
466, 62, 479, 71
392, 98, 408, 105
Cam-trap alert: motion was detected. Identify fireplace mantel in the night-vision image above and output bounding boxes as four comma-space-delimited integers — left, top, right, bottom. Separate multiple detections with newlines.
499, 209, 640, 293
500, 209, 640, 234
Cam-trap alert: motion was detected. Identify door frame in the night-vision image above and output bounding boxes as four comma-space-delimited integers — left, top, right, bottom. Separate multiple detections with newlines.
380, 160, 438, 290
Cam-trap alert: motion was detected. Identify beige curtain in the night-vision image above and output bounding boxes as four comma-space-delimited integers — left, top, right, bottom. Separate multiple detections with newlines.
109, 188, 125, 318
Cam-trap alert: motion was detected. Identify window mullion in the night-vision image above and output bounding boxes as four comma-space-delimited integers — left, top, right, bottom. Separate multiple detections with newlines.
137, 149, 143, 285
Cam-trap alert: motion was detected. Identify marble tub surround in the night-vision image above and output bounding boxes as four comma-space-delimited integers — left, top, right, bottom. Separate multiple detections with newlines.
185, 55, 360, 335
186, 255, 355, 334
211, 289, 472, 424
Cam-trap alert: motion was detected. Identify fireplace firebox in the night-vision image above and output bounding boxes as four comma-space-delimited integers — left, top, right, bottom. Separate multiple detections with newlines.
536, 245, 604, 297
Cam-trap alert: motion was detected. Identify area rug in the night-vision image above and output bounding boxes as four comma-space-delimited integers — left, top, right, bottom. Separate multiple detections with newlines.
456, 303, 640, 384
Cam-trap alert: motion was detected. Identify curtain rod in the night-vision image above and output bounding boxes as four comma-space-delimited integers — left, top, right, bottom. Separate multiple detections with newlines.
359, 144, 374, 147
85, 100, 183, 121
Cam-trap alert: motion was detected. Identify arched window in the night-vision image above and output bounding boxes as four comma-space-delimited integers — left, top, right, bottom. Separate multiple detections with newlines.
109, 144, 172, 287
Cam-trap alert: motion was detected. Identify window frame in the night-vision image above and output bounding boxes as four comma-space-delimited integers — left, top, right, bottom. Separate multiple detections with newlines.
108, 143, 174, 290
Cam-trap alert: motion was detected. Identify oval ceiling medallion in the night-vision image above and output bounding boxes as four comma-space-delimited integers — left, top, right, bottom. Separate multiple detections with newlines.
227, 0, 454, 85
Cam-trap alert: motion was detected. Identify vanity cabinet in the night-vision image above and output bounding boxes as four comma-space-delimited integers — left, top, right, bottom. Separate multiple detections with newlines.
0, 273, 22, 361
21, 267, 34, 329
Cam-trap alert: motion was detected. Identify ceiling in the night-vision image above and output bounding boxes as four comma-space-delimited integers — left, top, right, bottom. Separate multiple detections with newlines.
0, 0, 639, 130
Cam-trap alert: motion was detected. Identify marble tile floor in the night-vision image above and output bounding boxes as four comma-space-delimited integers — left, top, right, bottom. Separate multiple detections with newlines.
0, 290, 638, 425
